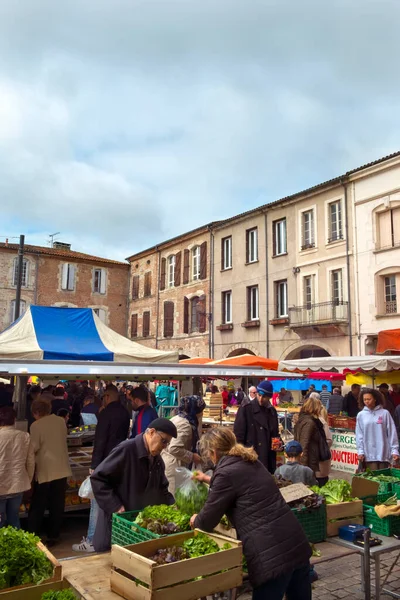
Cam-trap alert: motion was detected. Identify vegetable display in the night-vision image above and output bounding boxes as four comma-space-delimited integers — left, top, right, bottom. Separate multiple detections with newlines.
135, 505, 191, 533
310, 479, 355, 505
175, 478, 208, 515
148, 533, 230, 565
288, 493, 324, 511
41, 590, 77, 599
273, 475, 293, 488
357, 470, 399, 483
0, 527, 53, 590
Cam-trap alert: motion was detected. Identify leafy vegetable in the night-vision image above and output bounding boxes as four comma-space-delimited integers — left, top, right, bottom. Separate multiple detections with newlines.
273, 476, 293, 488
382, 494, 397, 506
175, 480, 208, 515
0, 527, 54, 590
41, 590, 77, 599
357, 469, 399, 483
135, 505, 191, 532
183, 532, 220, 557
310, 544, 321, 558
288, 493, 324, 511
312, 480, 355, 504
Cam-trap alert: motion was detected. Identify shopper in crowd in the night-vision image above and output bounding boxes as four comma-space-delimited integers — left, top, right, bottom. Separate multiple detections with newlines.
80, 391, 99, 425
0, 383, 13, 408
26, 385, 42, 429
390, 384, 400, 407
378, 383, 396, 417
234, 380, 279, 473
344, 384, 361, 417
91, 418, 176, 552
234, 386, 246, 405
191, 428, 312, 600
51, 387, 70, 416
141, 383, 158, 408
162, 396, 205, 494
220, 386, 229, 409
28, 397, 71, 545
327, 387, 344, 414
304, 384, 315, 400
275, 440, 317, 486
0, 406, 34, 529
278, 388, 294, 404
356, 388, 399, 471
130, 387, 158, 438
316, 405, 333, 486
294, 395, 331, 483
319, 385, 331, 409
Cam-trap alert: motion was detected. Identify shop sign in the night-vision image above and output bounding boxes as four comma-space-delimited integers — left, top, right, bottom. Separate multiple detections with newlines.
330, 431, 358, 474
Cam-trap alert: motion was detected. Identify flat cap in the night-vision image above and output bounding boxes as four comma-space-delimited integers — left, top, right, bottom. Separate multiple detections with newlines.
148, 417, 177, 438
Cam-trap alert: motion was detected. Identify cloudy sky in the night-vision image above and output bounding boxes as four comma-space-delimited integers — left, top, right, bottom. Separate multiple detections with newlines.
1, 0, 399, 261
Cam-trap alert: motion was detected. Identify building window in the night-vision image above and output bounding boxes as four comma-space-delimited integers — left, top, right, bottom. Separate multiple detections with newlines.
331, 269, 343, 305
385, 276, 397, 314
190, 297, 200, 332
144, 272, 152, 297
247, 285, 259, 321
301, 210, 315, 250
168, 255, 176, 288
131, 314, 138, 338
192, 246, 201, 280
93, 308, 106, 322
132, 275, 140, 300
273, 219, 287, 256
163, 301, 174, 337
13, 258, 29, 288
61, 263, 75, 291
303, 275, 315, 308
221, 236, 232, 270
328, 201, 343, 243
143, 311, 150, 337
377, 208, 400, 250
93, 268, 107, 294
275, 280, 288, 318
222, 291, 232, 324
246, 228, 258, 263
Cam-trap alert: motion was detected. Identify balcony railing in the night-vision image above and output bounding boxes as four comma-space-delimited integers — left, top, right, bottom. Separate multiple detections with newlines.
385, 300, 398, 314
289, 301, 349, 327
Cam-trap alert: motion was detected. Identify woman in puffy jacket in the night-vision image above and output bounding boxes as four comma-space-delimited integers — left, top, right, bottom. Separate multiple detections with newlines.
191, 427, 311, 600
0, 406, 35, 528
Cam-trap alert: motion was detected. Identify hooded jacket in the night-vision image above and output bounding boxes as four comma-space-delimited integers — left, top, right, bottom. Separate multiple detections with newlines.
356, 405, 399, 462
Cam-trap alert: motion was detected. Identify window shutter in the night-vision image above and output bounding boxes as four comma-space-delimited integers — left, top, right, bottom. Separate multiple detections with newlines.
221, 239, 225, 269
200, 241, 207, 280
183, 297, 189, 334
61, 264, 69, 290
392, 208, 400, 246
100, 269, 107, 294
247, 287, 251, 321
174, 251, 181, 287
183, 249, 190, 284
246, 231, 249, 263
164, 301, 174, 337
143, 311, 150, 337
377, 211, 391, 249
160, 258, 166, 290
132, 275, 139, 299
144, 272, 152, 297
131, 314, 138, 337
198, 295, 207, 333
272, 222, 277, 256
69, 265, 75, 290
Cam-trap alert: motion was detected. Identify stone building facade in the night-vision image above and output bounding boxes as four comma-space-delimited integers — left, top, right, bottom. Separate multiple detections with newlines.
0, 242, 129, 335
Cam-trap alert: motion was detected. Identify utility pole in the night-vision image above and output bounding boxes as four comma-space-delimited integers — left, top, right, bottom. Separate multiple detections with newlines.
14, 234, 25, 321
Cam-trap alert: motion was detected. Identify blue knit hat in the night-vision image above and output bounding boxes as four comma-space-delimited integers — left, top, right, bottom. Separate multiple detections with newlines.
256, 380, 273, 397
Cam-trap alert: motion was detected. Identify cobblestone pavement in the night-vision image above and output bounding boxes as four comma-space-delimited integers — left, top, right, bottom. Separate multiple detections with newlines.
237, 551, 400, 599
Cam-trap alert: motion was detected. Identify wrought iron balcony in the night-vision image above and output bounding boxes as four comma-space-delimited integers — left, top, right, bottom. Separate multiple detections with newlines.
289, 301, 349, 328
385, 300, 397, 314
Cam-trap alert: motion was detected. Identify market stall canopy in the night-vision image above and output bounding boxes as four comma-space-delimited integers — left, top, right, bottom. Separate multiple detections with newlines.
278, 355, 400, 373
0, 306, 178, 363
179, 358, 213, 364
376, 329, 400, 354
210, 354, 279, 370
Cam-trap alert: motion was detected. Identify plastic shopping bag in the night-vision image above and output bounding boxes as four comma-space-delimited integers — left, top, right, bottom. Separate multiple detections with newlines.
78, 476, 94, 500
174, 467, 208, 514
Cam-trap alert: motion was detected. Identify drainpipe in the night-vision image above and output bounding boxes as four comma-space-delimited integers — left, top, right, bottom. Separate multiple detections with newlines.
342, 178, 353, 355
209, 227, 215, 359
34, 253, 39, 305
264, 211, 270, 357
351, 181, 362, 355
155, 247, 161, 349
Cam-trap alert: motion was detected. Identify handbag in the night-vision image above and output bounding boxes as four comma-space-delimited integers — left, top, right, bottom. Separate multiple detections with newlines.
316, 419, 331, 461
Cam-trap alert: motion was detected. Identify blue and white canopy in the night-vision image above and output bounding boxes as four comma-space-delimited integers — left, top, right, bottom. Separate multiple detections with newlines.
0, 306, 178, 363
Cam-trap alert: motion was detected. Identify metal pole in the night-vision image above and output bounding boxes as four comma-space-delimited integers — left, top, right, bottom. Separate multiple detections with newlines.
14, 235, 25, 321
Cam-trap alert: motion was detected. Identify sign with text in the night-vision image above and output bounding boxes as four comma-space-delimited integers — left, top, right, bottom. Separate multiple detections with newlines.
331, 431, 358, 474
280, 483, 314, 504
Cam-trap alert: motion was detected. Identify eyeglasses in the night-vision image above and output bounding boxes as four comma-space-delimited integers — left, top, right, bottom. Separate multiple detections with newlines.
155, 431, 170, 447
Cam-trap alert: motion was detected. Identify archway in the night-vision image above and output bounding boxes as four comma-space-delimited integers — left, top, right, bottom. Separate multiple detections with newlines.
284, 344, 331, 360
227, 348, 256, 358
178, 354, 190, 360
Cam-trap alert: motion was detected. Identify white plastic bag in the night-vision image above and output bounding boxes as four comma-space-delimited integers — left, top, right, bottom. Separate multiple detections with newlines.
174, 467, 208, 514
78, 476, 94, 500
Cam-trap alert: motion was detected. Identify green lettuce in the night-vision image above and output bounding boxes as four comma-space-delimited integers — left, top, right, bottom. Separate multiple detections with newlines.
314, 479, 355, 504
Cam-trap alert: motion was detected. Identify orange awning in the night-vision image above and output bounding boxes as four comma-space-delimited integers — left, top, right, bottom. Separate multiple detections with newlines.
376, 329, 400, 354
210, 354, 278, 370
179, 357, 213, 364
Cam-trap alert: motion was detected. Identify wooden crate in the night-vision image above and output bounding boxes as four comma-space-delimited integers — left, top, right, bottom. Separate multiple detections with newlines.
111, 529, 242, 600
326, 500, 363, 537
0, 580, 74, 600
0, 542, 62, 596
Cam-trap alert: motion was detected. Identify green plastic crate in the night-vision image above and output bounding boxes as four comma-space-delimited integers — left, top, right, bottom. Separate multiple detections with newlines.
291, 504, 326, 543
354, 468, 400, 494
363, 496, 400, 537
393, 481, 400, 501
111, 511, 160, 546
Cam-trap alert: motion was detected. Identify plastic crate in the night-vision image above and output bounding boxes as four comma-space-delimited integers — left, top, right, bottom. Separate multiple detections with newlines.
354, 468, 400, 494
393, 481, 400, 501
111, 511, 160, 546
291, 504, 326, 543
363, 496, 400, 537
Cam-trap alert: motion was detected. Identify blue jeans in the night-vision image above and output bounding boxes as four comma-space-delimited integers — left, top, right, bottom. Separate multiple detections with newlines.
87, 498, 99, 542
0, 494, 23, 529
252, 563, 311, 600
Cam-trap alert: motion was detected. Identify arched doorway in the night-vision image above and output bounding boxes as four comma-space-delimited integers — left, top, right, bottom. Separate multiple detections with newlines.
284, 344, 331, 360
227, 348, 256, 358
178, 354, 190, 360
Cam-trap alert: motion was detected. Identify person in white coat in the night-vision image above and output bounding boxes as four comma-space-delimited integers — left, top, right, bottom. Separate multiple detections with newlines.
162, 396, 206, 494
356, 388, 399, 471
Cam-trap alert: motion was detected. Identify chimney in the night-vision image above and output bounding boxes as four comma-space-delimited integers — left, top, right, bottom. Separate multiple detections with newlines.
53, 242, 71, 251
5, 239, 8, 247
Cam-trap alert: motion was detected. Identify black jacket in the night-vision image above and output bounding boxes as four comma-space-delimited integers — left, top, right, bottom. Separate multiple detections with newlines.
328, 393, 344, 415
194, 455, 311, 587
234, 399, 279, 473
344, 392, 360, 418
91, 401, 130, 470
91, 434, 174, 551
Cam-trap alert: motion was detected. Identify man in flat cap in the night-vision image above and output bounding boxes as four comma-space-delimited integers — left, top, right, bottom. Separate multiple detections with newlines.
91, 418, 177, 551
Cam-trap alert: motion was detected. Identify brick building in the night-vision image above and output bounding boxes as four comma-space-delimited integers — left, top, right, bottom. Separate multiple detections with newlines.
127, 225, 213, 358
0, 241, 129, 334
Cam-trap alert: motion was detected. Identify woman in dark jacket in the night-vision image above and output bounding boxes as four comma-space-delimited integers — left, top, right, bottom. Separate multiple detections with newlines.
294, 396, 326, 480
191, 428, 311, 600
